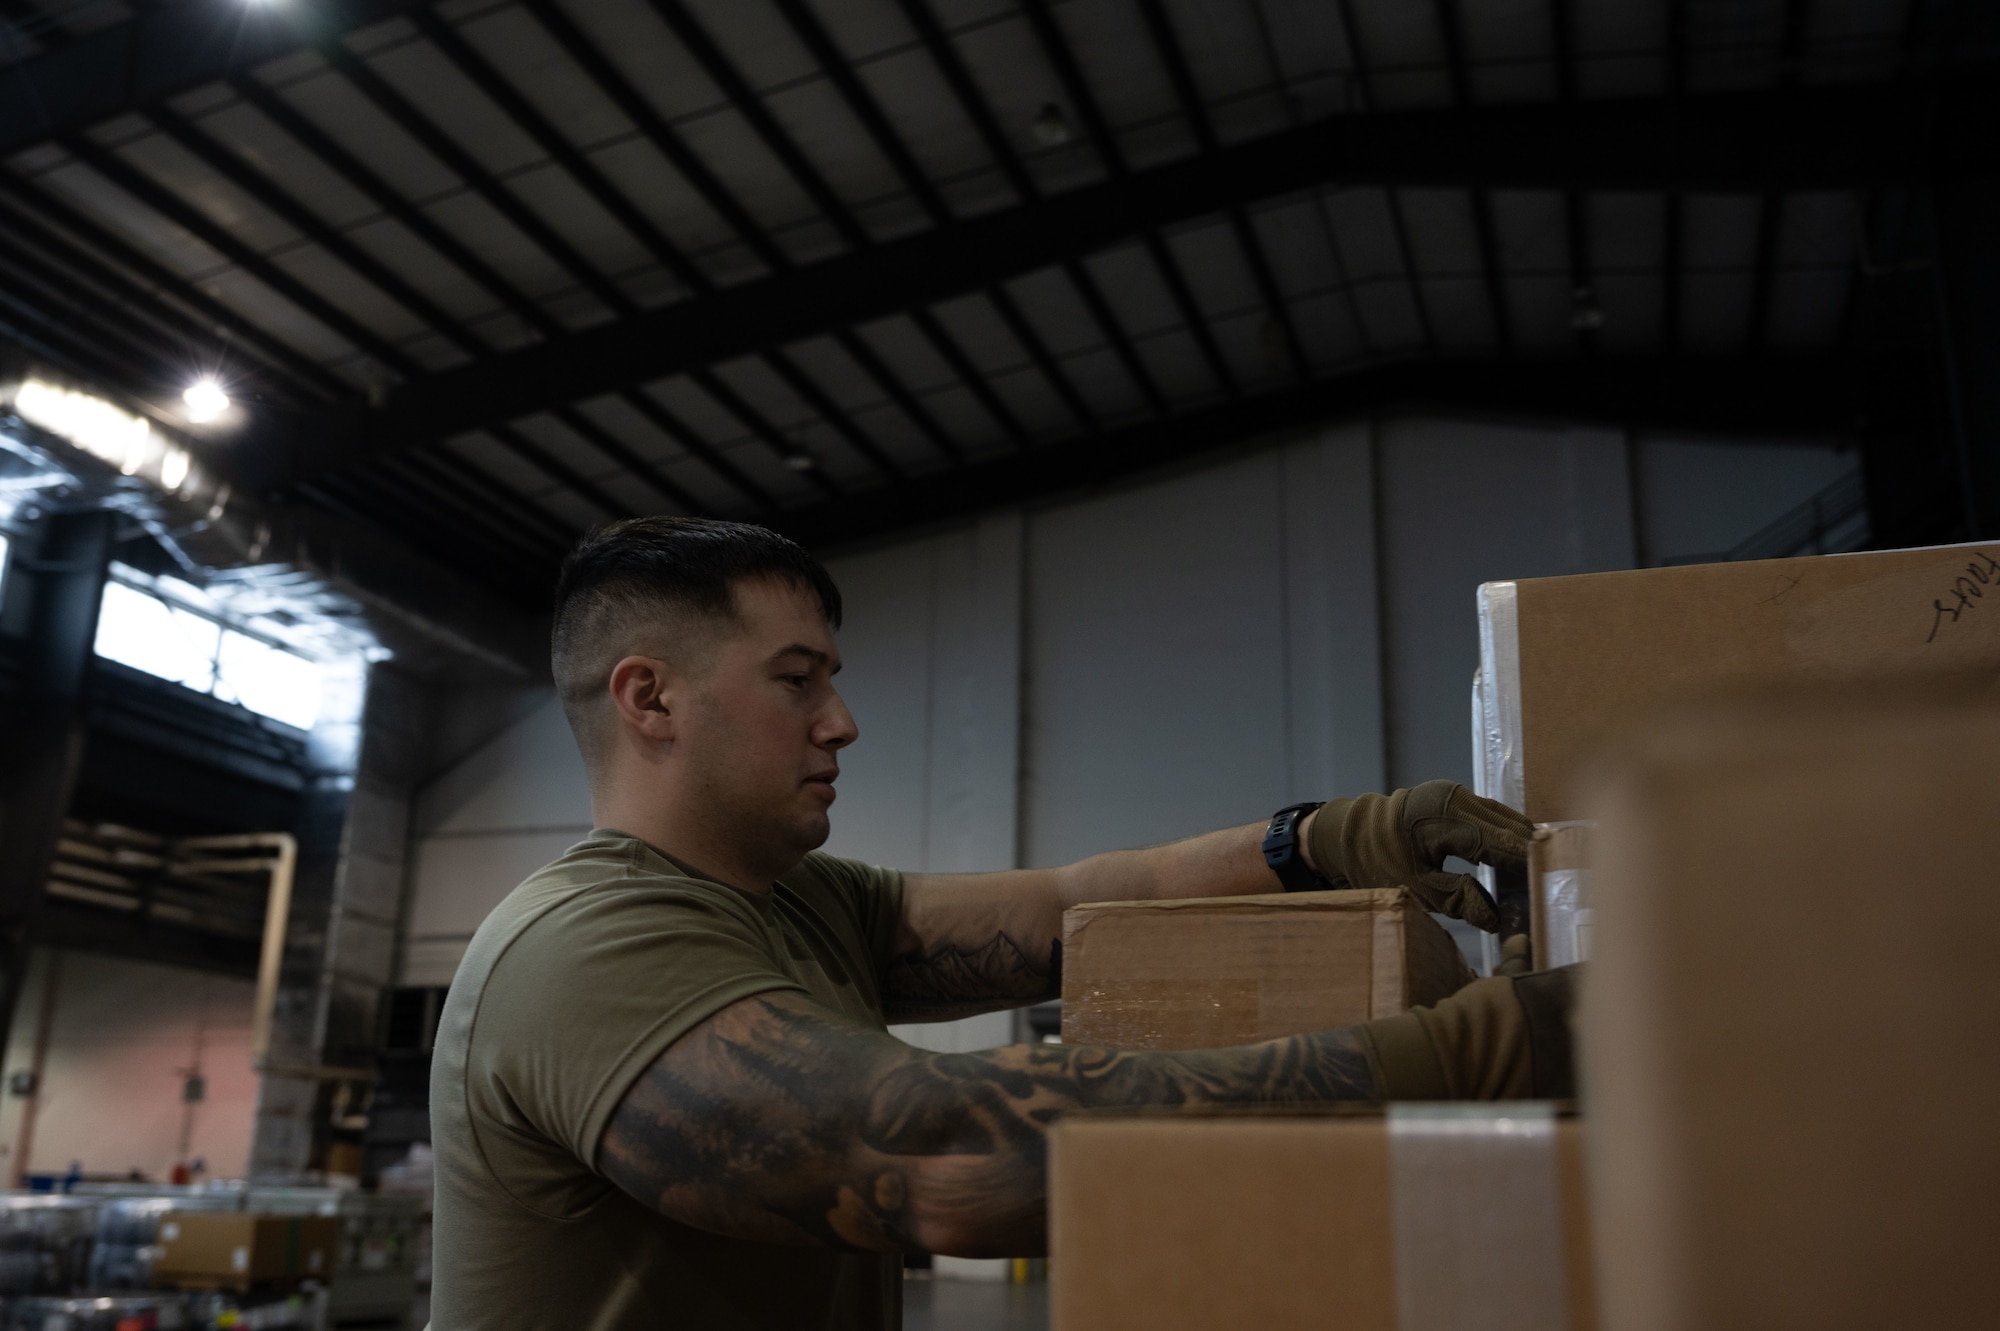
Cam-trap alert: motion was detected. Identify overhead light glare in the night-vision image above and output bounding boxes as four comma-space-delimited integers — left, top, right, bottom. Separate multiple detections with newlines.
183, 377, 231, 423
13, 378, 153, 474
161, 446, 191, 491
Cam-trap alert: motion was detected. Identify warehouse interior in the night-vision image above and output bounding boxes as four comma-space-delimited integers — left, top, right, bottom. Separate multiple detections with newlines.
0, 0, 1993, 1326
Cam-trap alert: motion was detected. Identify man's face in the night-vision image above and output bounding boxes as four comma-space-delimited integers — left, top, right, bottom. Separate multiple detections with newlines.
677, 577, 856, 866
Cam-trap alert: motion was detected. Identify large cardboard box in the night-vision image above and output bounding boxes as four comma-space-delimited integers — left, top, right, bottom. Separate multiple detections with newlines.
1051, 1108, 1595, 1331
1061, 889, 1475, 1050
1473, 540, 2000, 823
1581, 689, 2000, 1331
154, 1212, 339, 1292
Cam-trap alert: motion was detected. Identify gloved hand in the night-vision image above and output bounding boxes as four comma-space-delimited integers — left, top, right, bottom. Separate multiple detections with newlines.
1303, 781, 1531, 933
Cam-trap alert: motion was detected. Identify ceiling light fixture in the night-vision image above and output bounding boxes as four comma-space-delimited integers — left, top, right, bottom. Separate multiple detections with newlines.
12, 379, 153, 473
1030, 103, 1073, 148
183, 377, 232, 424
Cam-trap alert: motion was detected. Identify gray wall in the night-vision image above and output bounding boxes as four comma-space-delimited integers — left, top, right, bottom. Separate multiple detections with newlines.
399, 413, 1858, 1010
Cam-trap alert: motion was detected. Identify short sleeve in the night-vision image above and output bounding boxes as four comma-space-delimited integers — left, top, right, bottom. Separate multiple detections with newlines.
798, 852, 905, 975
467, 878, 807, 1183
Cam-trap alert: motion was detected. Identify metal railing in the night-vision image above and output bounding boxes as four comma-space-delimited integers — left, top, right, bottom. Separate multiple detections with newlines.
1662, 469, 1870, 566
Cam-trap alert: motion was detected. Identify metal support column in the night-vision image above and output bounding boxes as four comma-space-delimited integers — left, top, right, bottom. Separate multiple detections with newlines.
0, 507, 114, 1070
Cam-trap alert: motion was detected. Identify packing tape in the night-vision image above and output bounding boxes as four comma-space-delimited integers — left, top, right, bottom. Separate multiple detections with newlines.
1388, 1102, 1567, 1331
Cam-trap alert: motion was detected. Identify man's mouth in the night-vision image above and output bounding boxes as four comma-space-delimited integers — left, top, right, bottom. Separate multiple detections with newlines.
804, 770, 839, 797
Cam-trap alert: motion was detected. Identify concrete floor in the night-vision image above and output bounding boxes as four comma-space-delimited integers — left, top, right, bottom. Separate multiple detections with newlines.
903, 1276, 1050, 1331
406, 1275, 1050, 1329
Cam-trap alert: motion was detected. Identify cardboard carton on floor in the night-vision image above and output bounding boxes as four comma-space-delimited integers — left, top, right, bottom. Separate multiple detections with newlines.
154, 1213, 339, 1293
1060, 889, 1475, 1050
1582, 688, 2000, 1331
1050, 1108, 1595, 1331
1472, 540, 2000, 823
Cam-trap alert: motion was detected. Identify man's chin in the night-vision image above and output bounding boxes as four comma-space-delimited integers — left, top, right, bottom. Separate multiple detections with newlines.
791, 811, 832, 854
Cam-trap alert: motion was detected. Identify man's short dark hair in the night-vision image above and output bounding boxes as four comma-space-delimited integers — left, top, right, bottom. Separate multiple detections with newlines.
551, 518, 842, 769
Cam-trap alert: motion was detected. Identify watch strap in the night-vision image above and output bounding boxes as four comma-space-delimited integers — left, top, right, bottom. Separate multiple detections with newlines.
1263, 801, 1331, 893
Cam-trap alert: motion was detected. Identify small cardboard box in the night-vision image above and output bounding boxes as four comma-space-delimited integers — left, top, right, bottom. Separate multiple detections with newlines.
1581, 688, 2000, 1331
154, 1212, 339, 1292
1050, 1109, 1596, 1331
1529, 821, 1592, 971
1060, 889, 1475, 1050
1474, 540, 2000, 823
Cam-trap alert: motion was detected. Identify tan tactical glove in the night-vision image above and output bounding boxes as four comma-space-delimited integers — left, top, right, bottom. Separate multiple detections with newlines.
1304, 780, 1531, 933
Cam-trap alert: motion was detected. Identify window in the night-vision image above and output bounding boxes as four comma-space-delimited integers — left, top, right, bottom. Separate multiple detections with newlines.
94, 575, 323, 730
0, 530, 10, 593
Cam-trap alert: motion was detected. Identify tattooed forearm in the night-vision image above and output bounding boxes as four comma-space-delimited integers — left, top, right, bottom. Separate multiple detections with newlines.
882, 933, 1061, 1021
597, 990, 1376, 1260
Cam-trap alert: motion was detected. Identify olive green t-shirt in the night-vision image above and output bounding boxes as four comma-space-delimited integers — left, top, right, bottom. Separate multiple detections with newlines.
429, 830, 906, 1330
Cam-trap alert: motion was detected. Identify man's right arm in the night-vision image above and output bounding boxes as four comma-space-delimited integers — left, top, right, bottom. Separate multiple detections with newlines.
596, 988, 1378, 1258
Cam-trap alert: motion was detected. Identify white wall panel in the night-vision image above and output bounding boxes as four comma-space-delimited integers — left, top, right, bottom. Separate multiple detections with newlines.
1022, 451, 1293, 867
1282, 421, 1388, 798
821, 515, 1026, 1056
1379, 419, 1636, 788
0, 951, 257, 1182
1634, 435, 1858, 563
414, 691, 591, 837
402, 691, 593, 985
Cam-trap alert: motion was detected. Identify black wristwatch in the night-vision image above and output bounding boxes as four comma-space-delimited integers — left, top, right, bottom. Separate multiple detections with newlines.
1262, 801, 1332, 893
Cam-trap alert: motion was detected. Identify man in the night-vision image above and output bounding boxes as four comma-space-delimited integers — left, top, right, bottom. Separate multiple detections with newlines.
430, 518, 1569, 1330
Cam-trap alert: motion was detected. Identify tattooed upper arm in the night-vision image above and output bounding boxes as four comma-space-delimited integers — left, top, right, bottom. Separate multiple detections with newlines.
882, 872, 1065, 1022
595, 988, 1379, 1258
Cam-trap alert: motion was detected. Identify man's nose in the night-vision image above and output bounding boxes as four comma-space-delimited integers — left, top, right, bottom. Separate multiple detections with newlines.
819, 692, 859, 750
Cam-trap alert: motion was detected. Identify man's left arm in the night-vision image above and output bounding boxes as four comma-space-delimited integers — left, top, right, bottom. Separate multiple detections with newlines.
880, 782, 1532, 1024
882, 824, 1267, 1023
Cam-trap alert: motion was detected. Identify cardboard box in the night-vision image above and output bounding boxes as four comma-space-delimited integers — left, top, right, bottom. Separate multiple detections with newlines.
1050, 1108, 1595, 1331
1472, 540, 2000, 823
154, 1213, 339, 1292
1581, 689, 2000, 1331
1529, 821, 1592, 971
1060, 889, 1475, 1050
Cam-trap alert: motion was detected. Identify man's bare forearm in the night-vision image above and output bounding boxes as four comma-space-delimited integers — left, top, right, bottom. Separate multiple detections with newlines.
598, 990, 1376, 1258
1050, 821, 1272, 909
886, 822, 1279, 1020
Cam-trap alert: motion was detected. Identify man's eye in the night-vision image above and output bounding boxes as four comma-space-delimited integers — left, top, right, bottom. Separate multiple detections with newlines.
783, 674, 809, 688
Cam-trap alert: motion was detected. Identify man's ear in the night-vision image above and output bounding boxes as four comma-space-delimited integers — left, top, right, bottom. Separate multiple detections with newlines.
607, 655, 680, 744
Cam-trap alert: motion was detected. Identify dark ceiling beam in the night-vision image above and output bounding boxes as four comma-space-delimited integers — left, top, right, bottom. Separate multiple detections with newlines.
884, 0, 1154, 425
1548, 0, 1597, 356
774, 352, 1885, 551
646, 0, 996, 468
520, 0, 955, 479
414, 4, 901, 490
59, 134, 420, 378
398, 447, 580, 552
0, 0, 420, 158
613, 390, 781, 515
773, 0, 1101, 446
1331, 0, 1436, 354
1436, 0, 1515, 354
779, 0, 1115, 439
0, 171, 350, 401
272, 71, 1994, 485
1138, 0, 1304, 385
147, 106, 486, 361
1019, 0, 1237, 398
0, 200, 254, 386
